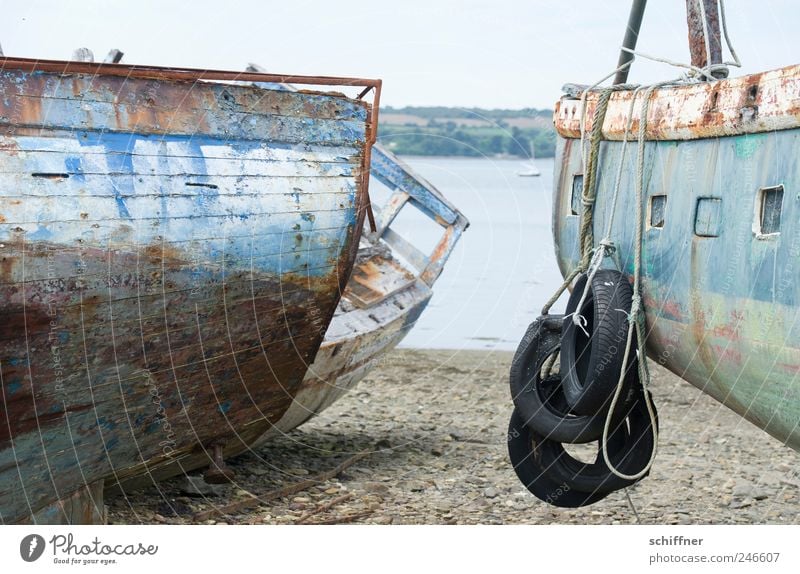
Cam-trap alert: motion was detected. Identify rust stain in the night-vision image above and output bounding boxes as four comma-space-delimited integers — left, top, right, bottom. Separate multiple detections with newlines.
141, 243, 185, 263
709, 344, 742, 365
663, 300, 682, 320
347, 255, 415, 307
0, 139, 19, 155
0, 254, 13, 279
428, 226, 454, 268
777, 362, 800, 375
0, 56, 381, 96
711, 321, 741, 341
553, 64, 800, 141
0, 57, 379, 523
686, 0, 722, 70
738, 76, 761, 123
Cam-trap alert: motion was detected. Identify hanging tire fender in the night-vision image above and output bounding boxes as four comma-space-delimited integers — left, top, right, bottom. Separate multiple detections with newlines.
509, 314, 610, 444
560, 269, 635, 416
507, 408, 608, 508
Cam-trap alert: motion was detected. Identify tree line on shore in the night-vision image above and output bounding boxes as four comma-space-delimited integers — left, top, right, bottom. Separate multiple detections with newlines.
378, 106, 555, 158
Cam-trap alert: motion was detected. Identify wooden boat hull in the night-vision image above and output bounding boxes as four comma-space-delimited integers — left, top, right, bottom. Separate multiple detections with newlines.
260, 145, 468, 438
262, 248, 433, 436
0, 60, 378, 523
110, 145, 468, 492
552, 65, 800, 452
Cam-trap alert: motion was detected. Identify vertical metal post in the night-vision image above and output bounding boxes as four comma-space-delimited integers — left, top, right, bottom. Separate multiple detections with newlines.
614, 0, 647, 85
686, 0, 725, 78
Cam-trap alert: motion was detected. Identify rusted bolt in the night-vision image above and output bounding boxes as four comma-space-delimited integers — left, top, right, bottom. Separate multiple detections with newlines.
204, 441, 235, 484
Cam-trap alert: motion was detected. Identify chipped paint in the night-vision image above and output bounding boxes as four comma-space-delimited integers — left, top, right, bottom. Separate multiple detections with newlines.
0, 60, 380, 523
255, 144, 468, 443
552, 81, 800, 451
554, 64, 800, 140
110, 144, 468, 494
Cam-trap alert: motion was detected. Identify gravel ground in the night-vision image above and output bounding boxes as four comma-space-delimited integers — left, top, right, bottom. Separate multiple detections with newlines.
107, 349, 800, 525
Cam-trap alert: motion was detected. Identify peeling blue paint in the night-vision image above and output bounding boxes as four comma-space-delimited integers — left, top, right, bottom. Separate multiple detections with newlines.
0, 64, 372, 524
552, 128, 800, 451
64, 157, 85, 182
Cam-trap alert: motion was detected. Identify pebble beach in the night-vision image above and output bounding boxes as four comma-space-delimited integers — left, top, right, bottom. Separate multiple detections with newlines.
107, 349, 800, 525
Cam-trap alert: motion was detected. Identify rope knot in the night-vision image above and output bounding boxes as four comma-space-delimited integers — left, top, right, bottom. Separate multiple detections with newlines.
598, 238, 616, 256
630, 294, 642, 318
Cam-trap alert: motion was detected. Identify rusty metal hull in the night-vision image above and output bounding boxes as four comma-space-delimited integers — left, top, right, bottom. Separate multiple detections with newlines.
555, 64, 800, 141
0, 63, 377, 523
552, 76, 800, 450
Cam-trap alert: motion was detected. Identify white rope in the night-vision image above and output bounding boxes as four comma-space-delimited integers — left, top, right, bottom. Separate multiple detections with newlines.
541, 63, 639, 316
578, 60, 637, 191
696, 0, 713, 77
620, 0, 741, 83
599, 82, 666, 481
603, 86, 646, 237
718, 0, 742, 68
701, 0, 742, 70
550, 0, 745, 485
568, 81, 664, 481
570, 78, 677, 480
570, 85, 647, 325
619, 46, 715, 82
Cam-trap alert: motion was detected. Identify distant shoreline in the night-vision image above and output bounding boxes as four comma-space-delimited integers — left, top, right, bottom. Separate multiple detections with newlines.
380, 105, 555, 159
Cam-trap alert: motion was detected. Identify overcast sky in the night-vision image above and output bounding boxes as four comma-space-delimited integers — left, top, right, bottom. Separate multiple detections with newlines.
0, 0, 797, 109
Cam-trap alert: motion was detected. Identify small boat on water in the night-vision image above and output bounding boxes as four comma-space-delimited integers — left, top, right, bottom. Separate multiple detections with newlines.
510, 0, 800, 506
517, 143, 541, 177
0, 56, 382, 523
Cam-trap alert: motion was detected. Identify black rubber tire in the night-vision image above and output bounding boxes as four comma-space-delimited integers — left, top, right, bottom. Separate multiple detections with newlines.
509, 315, 610, 443
507, 408, 608, 508
537, 390, 659, 494
560, 270, 635, 416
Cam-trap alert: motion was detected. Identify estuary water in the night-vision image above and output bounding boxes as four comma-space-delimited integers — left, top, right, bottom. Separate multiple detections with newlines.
381, 156, 569, 351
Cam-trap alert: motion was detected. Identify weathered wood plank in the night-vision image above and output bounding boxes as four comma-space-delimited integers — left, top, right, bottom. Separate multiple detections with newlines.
0, 63, 373, 523
0, 70, 367, 120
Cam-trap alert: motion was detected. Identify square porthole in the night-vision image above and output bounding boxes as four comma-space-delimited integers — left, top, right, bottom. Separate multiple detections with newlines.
695, 197, 722, 237
570, 174, 583, 216
757, 185, 784, 236
649, 195, 667, 229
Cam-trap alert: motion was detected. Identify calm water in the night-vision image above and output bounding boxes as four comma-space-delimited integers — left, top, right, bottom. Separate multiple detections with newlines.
379, 156, 569, 351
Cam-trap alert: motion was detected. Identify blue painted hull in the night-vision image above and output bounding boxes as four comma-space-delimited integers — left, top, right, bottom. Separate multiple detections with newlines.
553, 129, 800, 451
0, 65, 374, 523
